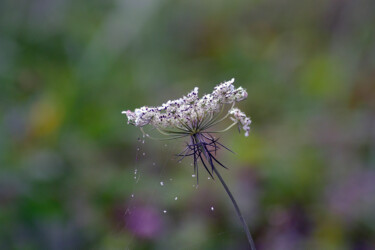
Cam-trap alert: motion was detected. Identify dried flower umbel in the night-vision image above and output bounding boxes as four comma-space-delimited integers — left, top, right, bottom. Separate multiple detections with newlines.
123, 78, 256, 249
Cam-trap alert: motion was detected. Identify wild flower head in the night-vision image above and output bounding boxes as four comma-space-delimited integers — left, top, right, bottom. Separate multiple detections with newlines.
123, 78, 251, 137
123, 78, 256, 249
122, 78, 251, 182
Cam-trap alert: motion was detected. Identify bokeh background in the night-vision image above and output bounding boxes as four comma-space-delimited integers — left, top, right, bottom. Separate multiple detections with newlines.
1, 0, 375, 249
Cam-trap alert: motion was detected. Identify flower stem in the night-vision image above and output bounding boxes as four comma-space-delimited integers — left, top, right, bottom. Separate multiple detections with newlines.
212, 166, 257, 250
193, 134, 256, 249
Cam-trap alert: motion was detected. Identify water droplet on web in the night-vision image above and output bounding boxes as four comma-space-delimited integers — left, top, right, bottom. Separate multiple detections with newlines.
137, 147, 140, 151
131, 194, 134, 198
160, 181, 164, 186
208, 177, 211, 180
190, 163, 193, 166
174, 196, 178, 200
142, 140, 145, 144
169, 178, 173, 181
192, 174, 196, 177
133, 176, 137, 179
163, 210, 167, 214
143, 134, 145, 138
142, 152, 146, 156
211, 206, 214, 211
152, 162, 156, 166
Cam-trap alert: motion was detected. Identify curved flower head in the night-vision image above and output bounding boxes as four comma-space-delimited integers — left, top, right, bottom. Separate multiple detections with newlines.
229, 108, 252, 137
122, 78, 256, 249
122, 78, 251, 137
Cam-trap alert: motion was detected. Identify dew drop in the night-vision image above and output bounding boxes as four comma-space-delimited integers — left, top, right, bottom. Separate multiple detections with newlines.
131, 194, 134, 198
142, 152, 146, 156
192, 174, 196, 177
142, 140, 145, 144
211, 206, 214, 211
174, 196, 178, 200
163, 210, 167, 214
133, 176, 137, 179
152, 162, 156, 166
208, 177, 211, 180
169, 178, 173, 181
137, 147, 140, 151
160, 181, 164, 186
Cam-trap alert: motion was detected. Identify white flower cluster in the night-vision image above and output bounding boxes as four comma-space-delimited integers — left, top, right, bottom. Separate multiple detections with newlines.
229, 108, 252, 137
122, 78, 251, 136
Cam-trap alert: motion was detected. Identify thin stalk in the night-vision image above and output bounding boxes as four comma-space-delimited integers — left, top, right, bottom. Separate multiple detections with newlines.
204, 122, 237, 134
212, 166, 256, 250
194, 134, 256, 249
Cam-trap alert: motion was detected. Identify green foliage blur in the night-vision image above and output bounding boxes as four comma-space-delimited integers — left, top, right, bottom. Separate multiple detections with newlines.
1, 0, 375, 249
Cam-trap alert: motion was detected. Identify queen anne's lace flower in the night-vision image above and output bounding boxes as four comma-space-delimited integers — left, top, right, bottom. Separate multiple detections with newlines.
122, 78, 251, 137
122, 78, 256, 249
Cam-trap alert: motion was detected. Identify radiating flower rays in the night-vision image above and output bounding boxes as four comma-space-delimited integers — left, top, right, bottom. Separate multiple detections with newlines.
123, 79, 256, 249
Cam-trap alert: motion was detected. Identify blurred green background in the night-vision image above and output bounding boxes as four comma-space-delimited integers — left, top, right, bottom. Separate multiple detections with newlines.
1, 0, 375, 249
